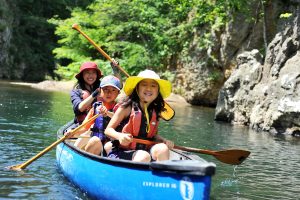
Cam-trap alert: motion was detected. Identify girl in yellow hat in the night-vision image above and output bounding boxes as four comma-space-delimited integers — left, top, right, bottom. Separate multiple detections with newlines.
105, 70, 174, 162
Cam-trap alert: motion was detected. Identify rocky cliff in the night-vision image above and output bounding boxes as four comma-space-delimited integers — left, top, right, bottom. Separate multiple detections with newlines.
174, 0, 288, 106
215, 4, 300, 136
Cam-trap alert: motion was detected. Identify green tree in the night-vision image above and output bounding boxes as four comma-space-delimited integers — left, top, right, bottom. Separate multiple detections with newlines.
8, 0, 93, 81
51, 0, 249, 80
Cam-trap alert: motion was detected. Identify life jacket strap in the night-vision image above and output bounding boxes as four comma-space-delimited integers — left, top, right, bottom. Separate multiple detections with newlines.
90, 127, 103, 133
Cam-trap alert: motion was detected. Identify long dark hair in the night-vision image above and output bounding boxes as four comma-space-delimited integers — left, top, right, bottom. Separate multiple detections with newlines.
73, 75, 101, 93
121, 84, 165, 120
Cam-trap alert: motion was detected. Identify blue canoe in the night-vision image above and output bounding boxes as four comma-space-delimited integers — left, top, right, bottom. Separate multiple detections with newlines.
56, 122, 216, 200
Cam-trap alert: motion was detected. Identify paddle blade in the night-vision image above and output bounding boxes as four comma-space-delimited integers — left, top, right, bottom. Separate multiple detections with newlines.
6, 164, 23, 171
160, 102, 175, 121
213, 149, 250, 165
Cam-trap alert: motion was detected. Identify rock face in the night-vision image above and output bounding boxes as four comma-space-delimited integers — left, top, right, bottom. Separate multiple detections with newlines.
215, 8, 300, 135
174, 0, 286, 106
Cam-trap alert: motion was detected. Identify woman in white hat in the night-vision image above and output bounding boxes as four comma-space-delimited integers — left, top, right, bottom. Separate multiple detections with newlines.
105, 70, 174, 162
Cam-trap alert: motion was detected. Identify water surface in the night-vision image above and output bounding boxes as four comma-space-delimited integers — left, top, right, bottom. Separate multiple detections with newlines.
0, 82, 299, 199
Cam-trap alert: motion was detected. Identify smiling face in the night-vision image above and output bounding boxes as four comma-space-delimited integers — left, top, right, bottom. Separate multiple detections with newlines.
82, 69, 98, 86
137, 79, 159, 104
100, 86, 120, 103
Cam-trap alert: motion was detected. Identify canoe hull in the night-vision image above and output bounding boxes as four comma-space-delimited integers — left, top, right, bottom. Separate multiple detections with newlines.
56, 122, 215, 200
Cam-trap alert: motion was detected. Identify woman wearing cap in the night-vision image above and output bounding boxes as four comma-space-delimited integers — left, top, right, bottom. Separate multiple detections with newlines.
105, 70, 174, 162
71, 60, 121, 125
73, 75, 122, 156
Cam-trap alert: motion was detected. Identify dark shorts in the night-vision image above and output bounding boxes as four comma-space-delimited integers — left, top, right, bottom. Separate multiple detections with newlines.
108, 149, 136, 160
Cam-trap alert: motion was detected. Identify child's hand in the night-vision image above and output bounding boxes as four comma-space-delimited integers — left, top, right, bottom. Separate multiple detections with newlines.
110, 58, 119, 67
119, 133, 133, 146
97, 105, 108, 116
64, 130, 73, 138
110, 58, 120, 75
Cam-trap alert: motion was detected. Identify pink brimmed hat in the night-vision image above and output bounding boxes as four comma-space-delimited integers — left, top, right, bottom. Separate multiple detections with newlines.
75, 62, 102, 79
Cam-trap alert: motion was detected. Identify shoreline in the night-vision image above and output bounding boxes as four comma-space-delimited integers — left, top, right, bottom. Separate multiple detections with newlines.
9, 80, 190, 106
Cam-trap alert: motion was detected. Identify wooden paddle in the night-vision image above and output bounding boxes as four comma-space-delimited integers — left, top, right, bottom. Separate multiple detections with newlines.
8, 114, 100, 171
133, 138, 250, 165
72, 23, 175, 121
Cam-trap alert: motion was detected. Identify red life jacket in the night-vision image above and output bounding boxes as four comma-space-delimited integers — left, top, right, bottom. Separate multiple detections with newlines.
121, 103, 159, 150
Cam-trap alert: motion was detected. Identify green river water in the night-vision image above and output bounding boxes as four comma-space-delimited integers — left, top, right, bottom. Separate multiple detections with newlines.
0, 82, 299, 199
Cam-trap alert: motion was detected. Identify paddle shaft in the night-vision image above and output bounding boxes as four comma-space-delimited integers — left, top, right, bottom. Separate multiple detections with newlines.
72, 24, 130, 77
132, 138, 250, 165
133, 138, 217, 154
15, 136, 68, 170
10, 113, 100, 170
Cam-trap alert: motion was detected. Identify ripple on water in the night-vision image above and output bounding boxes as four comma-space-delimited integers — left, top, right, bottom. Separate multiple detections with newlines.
0, 129, 24, 134
0, 122, 29, 127
220, 178, 239, 187
1, 176, 48, 199
0, 117, 8, 122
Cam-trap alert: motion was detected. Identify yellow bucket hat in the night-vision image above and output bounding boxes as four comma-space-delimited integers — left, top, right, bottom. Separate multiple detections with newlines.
124, 70, 172, 99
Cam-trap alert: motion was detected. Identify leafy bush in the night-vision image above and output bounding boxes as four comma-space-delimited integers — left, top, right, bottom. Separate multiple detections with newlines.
50, 0, 249, 80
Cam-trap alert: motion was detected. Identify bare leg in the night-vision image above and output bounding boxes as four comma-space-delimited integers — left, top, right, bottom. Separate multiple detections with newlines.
85, 136, 103, 155
74, 131, 91, 148
150, 143, 170, 161
104, 141, 113, 155
132, 150, 151, 162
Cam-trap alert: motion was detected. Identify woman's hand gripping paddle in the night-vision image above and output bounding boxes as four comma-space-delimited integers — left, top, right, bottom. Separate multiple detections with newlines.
72, 23, 175, 121
133, 138, 250, 165
7, 114, 100, 171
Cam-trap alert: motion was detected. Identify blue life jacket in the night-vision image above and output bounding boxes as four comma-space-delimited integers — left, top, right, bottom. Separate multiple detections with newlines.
90, 102, 106, 142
